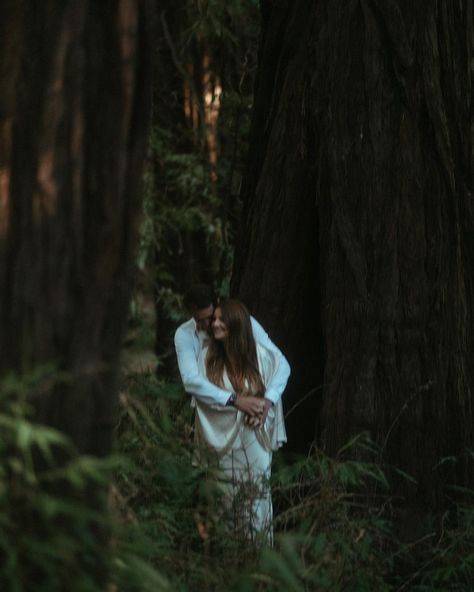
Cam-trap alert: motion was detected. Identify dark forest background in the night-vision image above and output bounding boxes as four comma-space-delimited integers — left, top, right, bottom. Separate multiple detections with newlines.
0, 0, 473, 590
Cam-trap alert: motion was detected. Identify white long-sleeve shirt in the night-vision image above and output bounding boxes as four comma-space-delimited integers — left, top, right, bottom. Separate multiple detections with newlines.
174, 316, 290, 407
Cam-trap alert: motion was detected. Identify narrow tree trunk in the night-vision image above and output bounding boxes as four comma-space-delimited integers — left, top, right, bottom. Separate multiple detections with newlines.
0, 0, 153, 454
232, 0, 473, 514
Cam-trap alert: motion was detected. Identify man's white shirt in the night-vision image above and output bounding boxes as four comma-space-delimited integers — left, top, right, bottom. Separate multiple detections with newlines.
174, 316, 290, 407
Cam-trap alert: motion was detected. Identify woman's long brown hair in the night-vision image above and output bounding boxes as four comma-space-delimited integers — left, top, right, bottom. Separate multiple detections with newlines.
206, 299, 265, 397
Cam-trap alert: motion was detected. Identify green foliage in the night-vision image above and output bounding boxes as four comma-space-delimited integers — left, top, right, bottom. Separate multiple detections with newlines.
115, 374, 259, 591
248, 437, 393, 592
113, 377, 394, 590
0, 373, 104, 590
0, 370, 168, 592
396, 497, 474, 591
4, 368, 474, 590
186, 0, 259, 46
114, 376, 474, 591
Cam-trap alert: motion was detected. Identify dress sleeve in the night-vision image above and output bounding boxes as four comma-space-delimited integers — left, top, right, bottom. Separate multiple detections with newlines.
257, 344, 288, 450
251, 316, 291, 404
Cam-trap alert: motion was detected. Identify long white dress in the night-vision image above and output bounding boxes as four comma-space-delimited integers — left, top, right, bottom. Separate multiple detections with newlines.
193, 344, 287, 544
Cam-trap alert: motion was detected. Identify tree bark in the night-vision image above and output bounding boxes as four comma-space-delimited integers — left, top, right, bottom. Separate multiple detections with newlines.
0, 0, 153, 455
232, 0, 474, 512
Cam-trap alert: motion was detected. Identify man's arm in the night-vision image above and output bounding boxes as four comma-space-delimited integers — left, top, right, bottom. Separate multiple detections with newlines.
251, 316, 291, 404
174, 326, 231, 406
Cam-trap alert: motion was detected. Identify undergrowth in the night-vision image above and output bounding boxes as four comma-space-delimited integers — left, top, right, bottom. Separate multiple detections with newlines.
2, 368, 474, 590
114, 372, 474, 591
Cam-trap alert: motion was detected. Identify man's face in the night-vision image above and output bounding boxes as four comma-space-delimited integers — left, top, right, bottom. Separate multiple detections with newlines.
193, 304, 214, 334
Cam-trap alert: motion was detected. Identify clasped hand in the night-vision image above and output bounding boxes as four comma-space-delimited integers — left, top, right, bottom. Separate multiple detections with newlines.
234, 394, 272, 429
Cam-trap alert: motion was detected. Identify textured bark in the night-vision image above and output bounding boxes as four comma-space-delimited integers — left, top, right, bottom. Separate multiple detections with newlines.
232, 0, 473, 510
0, 0, 153, 455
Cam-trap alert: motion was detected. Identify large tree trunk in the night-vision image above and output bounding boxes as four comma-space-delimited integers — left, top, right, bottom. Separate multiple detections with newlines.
0, 0, 152, 455
232, 0, 473, 513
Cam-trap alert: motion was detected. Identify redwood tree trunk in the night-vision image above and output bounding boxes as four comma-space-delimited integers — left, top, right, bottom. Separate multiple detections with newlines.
0, 0, 152, 455
232, 0, 474, 511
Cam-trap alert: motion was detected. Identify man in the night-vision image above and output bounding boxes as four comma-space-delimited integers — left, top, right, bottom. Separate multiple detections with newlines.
174, 284, 290, 424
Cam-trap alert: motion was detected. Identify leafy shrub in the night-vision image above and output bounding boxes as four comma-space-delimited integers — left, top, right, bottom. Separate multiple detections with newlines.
114, 376, 395, 591
0, 369, 168, 592
114, 374, 474, 591
3, 367, 474, 590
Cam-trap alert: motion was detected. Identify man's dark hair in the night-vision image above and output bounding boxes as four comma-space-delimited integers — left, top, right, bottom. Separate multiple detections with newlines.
184, 283, 215, 310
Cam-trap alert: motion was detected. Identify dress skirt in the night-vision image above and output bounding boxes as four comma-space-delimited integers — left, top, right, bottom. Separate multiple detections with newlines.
194, 344, 287, 545
219, 422, 273, 544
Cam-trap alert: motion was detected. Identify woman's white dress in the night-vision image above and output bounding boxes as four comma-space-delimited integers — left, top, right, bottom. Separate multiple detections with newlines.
193, 344, 287, 543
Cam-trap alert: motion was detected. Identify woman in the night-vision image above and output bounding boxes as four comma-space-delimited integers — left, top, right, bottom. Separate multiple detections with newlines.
194, 299, 286, 544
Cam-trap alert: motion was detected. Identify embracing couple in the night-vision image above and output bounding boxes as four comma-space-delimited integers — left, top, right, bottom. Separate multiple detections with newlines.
174, 284, 290, 543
